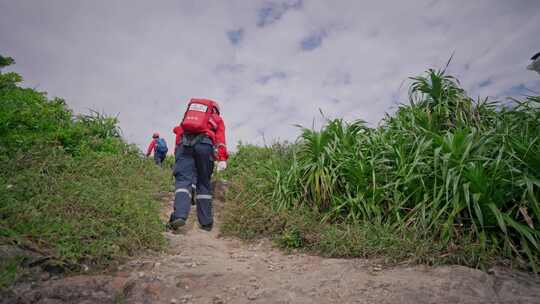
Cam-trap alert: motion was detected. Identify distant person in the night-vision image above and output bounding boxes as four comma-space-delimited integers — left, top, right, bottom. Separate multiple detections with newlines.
527, 51, 540, 75
168, 98, 228, 232
146, 132, 168, 166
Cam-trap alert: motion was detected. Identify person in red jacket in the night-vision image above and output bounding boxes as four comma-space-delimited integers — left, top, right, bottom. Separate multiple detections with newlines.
146, 132, 168, 165
169, 99, 228, 232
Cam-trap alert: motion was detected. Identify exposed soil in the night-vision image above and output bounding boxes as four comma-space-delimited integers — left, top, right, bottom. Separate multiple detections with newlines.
3, 184, 540, 304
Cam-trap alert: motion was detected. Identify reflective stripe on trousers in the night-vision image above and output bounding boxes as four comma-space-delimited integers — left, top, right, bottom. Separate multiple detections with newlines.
175, 188, 191, 197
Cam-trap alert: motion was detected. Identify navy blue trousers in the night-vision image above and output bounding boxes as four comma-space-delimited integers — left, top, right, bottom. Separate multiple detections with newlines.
171, 142, 214, 226
154, 151, 166, 166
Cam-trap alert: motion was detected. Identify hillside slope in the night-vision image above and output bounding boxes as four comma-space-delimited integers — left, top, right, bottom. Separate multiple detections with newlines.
0, 56, 170, 288
4, 188, 540, 303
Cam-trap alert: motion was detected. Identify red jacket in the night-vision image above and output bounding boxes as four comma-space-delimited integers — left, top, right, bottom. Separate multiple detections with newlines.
173, 113, 228, 161
173, 126, 183, 146
146, 139, 157, 156
173, 125, 183, 156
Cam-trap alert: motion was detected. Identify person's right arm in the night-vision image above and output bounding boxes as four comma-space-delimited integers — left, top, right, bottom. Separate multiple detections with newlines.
146, 140, 155, 156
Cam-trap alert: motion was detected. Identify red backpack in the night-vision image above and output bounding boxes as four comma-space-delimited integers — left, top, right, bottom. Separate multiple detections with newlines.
181, 98, 218, 134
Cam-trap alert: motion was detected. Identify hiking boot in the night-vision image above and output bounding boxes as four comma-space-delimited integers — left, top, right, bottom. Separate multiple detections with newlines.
200, 223, 213, 232
168, 218, 186, 231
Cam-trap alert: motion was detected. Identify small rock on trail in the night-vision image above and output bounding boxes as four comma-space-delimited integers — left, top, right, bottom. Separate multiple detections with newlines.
4, 182, 540, 303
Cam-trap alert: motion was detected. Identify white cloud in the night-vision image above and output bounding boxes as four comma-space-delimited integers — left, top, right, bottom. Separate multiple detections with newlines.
1, 0, 539, 151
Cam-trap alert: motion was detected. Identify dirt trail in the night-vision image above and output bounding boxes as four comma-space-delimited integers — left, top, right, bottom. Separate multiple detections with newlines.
5, 188, 540, 304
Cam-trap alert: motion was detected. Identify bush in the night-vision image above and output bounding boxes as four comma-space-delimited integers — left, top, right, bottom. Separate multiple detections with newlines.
0, 148, 169, 266
0, 56, 171, 284
222, 68, 540, 271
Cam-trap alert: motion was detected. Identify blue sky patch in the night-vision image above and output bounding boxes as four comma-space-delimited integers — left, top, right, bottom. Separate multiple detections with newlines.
499, 83, 533, 97
227, 29, 244, 46
479, 78, 492, 88
301, 31, 326, 51
257, 0, 303, 27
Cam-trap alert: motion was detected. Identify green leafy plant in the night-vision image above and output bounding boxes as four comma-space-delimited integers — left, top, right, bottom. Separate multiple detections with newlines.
0, 55, 171, 287
223, 68, 540, 271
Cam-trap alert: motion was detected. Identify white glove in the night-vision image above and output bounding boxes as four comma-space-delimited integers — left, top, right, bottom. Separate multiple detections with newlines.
217, 161, 227, 172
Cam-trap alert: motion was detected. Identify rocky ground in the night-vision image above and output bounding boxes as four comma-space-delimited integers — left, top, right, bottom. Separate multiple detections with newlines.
3, 187, 540, 304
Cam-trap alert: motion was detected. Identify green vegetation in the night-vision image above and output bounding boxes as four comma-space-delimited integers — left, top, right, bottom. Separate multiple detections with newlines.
0, 56, 170, 287
222, 68, 540, 271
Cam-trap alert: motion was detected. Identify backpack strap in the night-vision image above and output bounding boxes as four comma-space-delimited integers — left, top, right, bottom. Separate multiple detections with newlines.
208, 117, 218, 131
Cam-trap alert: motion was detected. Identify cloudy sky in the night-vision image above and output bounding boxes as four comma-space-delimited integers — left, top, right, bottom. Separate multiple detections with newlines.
1, 0, 539, 151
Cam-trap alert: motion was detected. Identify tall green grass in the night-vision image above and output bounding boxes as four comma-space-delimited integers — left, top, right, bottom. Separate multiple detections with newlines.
223, 68, 540, 271
0, 56, 170, 287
